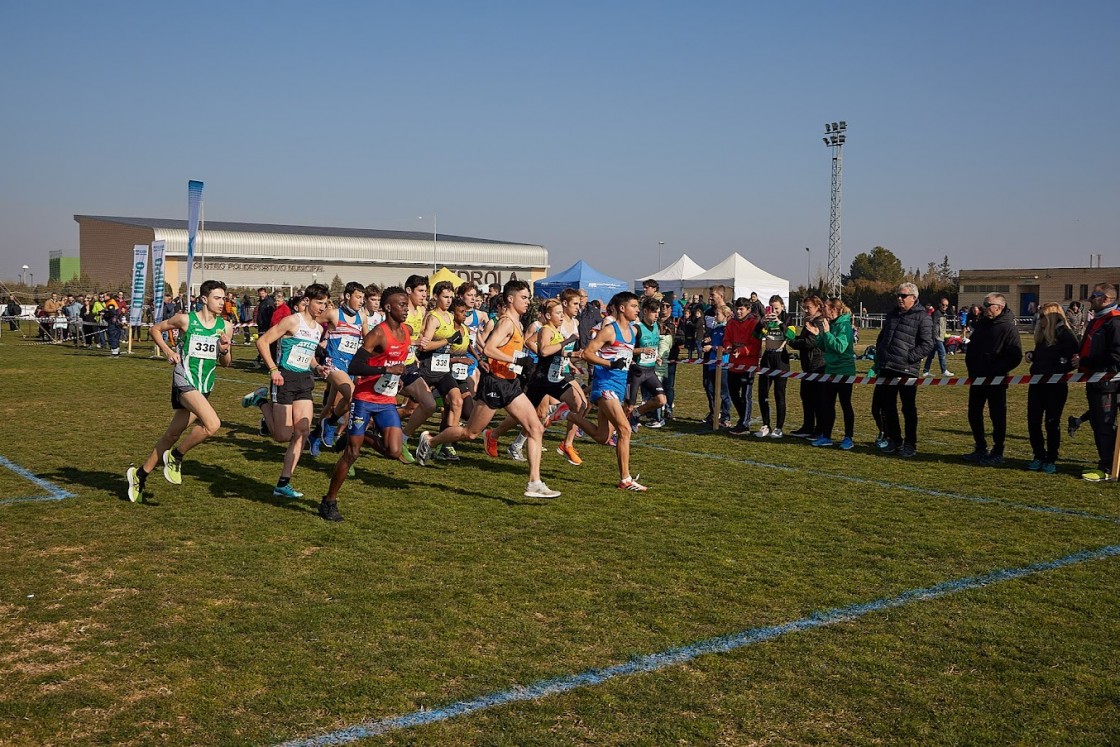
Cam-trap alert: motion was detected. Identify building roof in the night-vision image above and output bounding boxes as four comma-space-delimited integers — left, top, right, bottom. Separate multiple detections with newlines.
73, 215, 534, 247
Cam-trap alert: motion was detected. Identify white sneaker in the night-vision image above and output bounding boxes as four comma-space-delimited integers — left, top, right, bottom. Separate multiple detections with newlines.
769, 428, 784, 439
618, 474, 649, 491
942, 370, 954, 377
921, 371, 932, 377
754, 425, 771, 438
524, 480, 560, 498
507, 444, 527, 462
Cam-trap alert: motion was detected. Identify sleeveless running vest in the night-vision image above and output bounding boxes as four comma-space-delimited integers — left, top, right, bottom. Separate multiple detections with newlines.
176, 312, 224, 394
278, 314, 323, 372
354, 322, 412, 404
591, 321, 636, 388
325, 305, 364, 364
634, 320, 660, 367
488, 320, 525, 381
404, 305, 425, 365
535, 324, 571, 384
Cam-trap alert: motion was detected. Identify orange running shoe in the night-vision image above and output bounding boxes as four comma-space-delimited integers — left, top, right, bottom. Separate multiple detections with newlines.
557, 443, 583, 466
484, 428, 499, 458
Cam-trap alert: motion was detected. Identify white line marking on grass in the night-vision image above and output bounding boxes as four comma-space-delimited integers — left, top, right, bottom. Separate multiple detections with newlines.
278, 544, 1120, 746
635, 440, 1120, 526
0, 455, 74, 505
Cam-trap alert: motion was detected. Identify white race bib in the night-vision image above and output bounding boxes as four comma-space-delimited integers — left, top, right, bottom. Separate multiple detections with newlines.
287, 346, 314, 370
451, 362, 469, 381
548, 357, 565, 383
339, 336, 360, 355
373, 373, 400, 396
431, 352, 451, 373
188, 335, 219, 360
639, 350, 657, 365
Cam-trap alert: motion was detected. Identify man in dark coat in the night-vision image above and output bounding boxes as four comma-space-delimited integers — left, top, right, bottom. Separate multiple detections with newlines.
962, 294, 1023, 465
254, 287, 277, 367
1077, 283, 1120, 481
873, 282, 935, 457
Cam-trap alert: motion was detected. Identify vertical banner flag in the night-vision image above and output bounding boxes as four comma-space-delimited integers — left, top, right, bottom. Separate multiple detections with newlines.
129, 244, 149, 327
151, 240, 167, 324
183, 179, 204, 296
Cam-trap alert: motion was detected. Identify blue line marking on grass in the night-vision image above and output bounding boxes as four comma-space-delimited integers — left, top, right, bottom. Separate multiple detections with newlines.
0, 455, 74, 505
636, 440, 1120, 526
278, 544, 1120, 746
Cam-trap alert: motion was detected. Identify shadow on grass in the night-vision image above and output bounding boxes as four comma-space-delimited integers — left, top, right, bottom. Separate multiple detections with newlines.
48, 465, 162, 505
187, 461, 318, 514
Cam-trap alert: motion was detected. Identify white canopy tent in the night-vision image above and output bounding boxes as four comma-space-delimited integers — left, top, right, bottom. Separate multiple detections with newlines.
685, 253, 790, 306
633, 254, 706, 297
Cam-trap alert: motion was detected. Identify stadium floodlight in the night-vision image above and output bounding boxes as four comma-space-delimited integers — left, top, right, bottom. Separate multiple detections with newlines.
820, 119, 848, 299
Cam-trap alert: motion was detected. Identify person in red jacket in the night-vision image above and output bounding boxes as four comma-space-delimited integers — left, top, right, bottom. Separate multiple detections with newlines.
723, 298, 762, 435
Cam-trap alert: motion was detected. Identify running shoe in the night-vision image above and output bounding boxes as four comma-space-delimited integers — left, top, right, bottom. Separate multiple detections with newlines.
719, 418, 732, 429
1082, 468, 1108, 482
259, 417, 271, 437
1067, 416, 1081, 438
646, 419, 665, 429
1026, 458, 1043, 471
768, 428, 783, 439
897, 443, 917, 458
608, 433, 618, 447
507, 444, 527, 462
754, 425, 771, 438
524, 480, 561, 498
962, 448, 988, 463
1042, 462, 1057, 474
273, 483, 303, 499
921, 371, 932, 377
309, 436, 322, 457
618, 474, 649, 492
435, 444, 461, 462
629, 412, 641, 430
242, 386, 267, 408
980, 452, 1005, 466
348, 464, 356, 478
320, 420, 338, 448
789, 429, 814, 438
727, 424, 750, 436
414, 431, 434, 466
484, 429, 499, 458
544, 403, 570, 428
557, 443, 583, 466
162, 450, 182, 485
942, 370, 954, 377
126, 466, 142, 503
398, 442, 416, 464
317, 498, 344, 522
839, 436, 854, 450
810, 437, 834, 448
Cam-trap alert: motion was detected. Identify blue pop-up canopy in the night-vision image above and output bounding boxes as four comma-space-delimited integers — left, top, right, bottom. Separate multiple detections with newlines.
533, 260, 629, 305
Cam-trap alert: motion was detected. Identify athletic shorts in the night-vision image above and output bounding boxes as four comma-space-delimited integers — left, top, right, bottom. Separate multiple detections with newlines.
526, 377, 572, 407
328, 355, 355, 375
477, 373, 523, 410
271, 370, 315, 405
420, 369, 458, 397
590, 372, 627, 404
171, 366, 211, 410
628, 366, 665, 403
348, 399, 401, 437
402, 363, 424, 388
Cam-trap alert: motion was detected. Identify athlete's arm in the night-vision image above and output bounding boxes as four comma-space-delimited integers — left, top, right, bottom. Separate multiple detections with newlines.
150, 313, 189, 363
582, 324, 617, 367
418, 312, 447, 352
536, 327, 567, 357
218, 320, 234, 367
256, 313, 300, 384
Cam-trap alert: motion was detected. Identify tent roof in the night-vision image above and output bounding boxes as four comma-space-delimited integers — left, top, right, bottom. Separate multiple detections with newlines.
688, 253, 787, 285
635, 254, 706, 283
536, 260, 627, 287
428, 266, 461, 290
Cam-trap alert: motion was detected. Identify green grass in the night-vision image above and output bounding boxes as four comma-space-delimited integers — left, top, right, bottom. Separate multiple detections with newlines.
1, 335, 1118, 745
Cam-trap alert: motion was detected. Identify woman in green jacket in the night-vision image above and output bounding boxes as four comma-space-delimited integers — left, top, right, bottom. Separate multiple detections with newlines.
805, 297, 857, 449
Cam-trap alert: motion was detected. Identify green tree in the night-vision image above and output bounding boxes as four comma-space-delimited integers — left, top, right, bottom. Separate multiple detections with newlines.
329, 274, 344, 297
848, 246, 904, 284
937, 255, 954, 283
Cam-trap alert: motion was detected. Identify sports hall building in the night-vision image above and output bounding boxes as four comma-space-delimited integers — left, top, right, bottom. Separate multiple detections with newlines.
958, 266, 1120, 316
74, 215, 549, 295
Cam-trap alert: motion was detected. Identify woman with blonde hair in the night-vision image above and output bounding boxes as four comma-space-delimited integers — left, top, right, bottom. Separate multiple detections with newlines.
1024, 302, 1080, 473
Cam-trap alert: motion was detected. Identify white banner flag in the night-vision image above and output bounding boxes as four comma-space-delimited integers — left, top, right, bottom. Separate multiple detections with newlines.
129, 244, 149, 327
151, 240, 167, 324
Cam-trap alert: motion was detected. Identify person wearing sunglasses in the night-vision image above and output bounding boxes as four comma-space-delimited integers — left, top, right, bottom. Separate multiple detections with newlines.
871, 283, 935, 457
962, 294, 1023, 465
1077, 284, 1120, 481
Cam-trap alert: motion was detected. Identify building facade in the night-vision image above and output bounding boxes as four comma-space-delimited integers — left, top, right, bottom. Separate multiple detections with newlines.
48, 251, 80, 282
958, 266, 1120, 316
75, 216, 549, 296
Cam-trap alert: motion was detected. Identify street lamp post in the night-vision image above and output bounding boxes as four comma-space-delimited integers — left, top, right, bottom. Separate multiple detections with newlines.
821, 120, 847, 299
20, 265, 28, 285
805, 247, 811, 293
658, 241, 665, 270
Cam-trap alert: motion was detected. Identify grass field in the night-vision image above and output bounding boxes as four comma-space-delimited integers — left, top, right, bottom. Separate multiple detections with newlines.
2, 333, 1119, 746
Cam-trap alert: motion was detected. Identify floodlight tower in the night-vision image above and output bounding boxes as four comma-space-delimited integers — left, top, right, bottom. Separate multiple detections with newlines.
821, 120, 847, 299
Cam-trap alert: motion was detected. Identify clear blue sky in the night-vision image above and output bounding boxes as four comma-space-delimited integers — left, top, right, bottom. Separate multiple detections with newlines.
2, 0, 1117, 287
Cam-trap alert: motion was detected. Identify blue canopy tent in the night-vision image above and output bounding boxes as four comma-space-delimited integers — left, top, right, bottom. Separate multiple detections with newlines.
532, 260, 629, 305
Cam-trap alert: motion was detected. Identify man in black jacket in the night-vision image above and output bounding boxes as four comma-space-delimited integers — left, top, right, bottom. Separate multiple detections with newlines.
1077, 283, 1120, 481
254, 287, 276, 367
962, 294, 1023, 465
874, 283, 935, 457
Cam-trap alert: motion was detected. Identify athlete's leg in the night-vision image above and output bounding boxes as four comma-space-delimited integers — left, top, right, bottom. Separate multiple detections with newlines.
173, 390, 222, 455
402, 378, 436, 437
596, 397, 634, 481
280, 400, 314, 479
325, 432, 363, 502
504, 394, 546, 483
141, 408, 195, 474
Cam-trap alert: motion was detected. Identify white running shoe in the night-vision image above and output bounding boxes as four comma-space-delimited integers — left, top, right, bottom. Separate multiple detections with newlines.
618, 474, 649, 491
942, 370, 954, 377
507, 444, 527, 462
414, 431, 433, 466
524, 480, 561, 498
921, 371, 932, 377
769, 428, 784, 439
126, 466, 142, 503
754, 425, 771, 438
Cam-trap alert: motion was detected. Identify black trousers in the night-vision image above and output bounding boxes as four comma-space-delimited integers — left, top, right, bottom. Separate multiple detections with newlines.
1086, 382, 1119, 472
875, 369, 918, 446
818, 381, 855, 440
1027, 383, 1068, 462
727, 371, 754, 426
967, 384, 1008, 454
796, 378, 822, 434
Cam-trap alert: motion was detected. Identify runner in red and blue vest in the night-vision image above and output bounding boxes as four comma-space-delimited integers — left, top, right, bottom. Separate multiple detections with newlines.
318, 287, 412, 521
